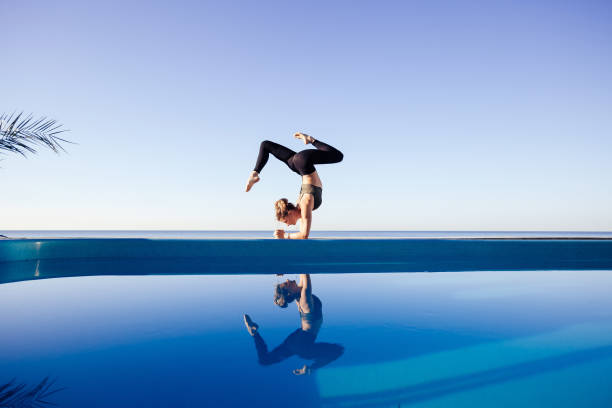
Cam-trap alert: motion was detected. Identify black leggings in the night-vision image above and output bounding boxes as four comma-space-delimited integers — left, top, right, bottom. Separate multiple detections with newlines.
253, 139, 343, 176
252, 329, 344, 370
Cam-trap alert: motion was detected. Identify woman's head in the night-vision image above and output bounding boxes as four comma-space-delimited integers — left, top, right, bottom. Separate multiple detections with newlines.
275, 198, 299, 225
274, 279, 298, 308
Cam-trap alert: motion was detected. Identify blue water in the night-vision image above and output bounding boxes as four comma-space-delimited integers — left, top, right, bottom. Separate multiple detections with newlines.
1, 270, 612, 407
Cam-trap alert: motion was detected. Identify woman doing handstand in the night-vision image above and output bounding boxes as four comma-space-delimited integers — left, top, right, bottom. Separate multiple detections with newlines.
245, 132, 343, 239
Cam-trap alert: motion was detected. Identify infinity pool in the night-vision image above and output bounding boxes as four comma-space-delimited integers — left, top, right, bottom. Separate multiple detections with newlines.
2, 271, 612, 407
1, 239, 611, 407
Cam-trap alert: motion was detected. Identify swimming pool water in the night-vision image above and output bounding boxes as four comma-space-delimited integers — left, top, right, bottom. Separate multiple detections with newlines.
1, 270, 611, 407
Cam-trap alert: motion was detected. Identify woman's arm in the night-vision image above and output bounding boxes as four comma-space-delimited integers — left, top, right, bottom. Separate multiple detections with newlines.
299, 274, 312, 298
299, 274, 313, 313
285, 196, 313, 239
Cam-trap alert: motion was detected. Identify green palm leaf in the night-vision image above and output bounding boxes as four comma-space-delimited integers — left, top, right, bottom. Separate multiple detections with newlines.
0, 112, 71, 157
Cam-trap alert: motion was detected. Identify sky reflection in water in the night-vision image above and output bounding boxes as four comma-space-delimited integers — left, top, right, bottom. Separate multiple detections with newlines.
1, 271, 612, 407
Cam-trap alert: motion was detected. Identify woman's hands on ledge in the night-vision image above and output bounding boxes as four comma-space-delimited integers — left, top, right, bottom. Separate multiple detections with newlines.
293, 364, 311, 375
274, 229, 308, 239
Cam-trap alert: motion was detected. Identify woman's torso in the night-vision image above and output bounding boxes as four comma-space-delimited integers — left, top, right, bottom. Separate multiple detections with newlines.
297, 294, 323, 333
297, 171, 323, 211
301, 171, 322, 188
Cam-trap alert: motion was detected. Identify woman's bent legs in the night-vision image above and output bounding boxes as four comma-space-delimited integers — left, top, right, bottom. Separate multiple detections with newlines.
253, 331, 295, 366
246, 140, 296, 191
247, 138, 343, 188
253, 140, 296, 174
311, 139, 344, 164
291, 139, 344, 175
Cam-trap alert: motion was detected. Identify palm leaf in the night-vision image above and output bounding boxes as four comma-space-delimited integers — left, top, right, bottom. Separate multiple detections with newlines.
0, 112, 71, 157
0, 377, 64, 408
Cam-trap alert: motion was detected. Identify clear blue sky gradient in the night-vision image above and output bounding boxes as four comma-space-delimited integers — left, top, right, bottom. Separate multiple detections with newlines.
2, 0, 611, 230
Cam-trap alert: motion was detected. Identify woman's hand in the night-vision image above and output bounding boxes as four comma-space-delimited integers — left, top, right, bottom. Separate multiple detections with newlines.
292, 364, 311, 376
274, 229, 285, 239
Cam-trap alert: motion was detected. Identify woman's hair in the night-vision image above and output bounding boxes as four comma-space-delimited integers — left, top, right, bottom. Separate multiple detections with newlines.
274, 283, 295, 308
274, 198, 295, 221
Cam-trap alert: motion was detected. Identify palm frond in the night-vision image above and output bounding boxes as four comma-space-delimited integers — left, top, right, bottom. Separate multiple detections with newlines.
0, 112, 71, 157
0, 377, 64, 408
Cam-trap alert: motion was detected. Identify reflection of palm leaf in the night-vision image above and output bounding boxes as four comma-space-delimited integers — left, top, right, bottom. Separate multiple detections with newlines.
0, 377, 64, 408
0, 112, 71, 157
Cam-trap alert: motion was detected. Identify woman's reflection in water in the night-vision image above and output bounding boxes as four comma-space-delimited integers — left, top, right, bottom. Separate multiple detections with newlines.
243, 274, 344, 375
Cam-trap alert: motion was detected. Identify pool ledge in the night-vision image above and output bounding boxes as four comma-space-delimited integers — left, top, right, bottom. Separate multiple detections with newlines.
1, 238, 612, 284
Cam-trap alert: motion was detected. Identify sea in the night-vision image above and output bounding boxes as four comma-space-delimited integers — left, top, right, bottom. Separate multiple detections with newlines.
3, 230, 612, 239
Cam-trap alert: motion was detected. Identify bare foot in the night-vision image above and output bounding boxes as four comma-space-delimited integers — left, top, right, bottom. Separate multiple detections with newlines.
245, 171, 260, 192
244, 314, 259, 336
294, 132, 315, 145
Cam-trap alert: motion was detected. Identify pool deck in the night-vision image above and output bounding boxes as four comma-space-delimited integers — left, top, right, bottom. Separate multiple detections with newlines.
1, 238, 611, 284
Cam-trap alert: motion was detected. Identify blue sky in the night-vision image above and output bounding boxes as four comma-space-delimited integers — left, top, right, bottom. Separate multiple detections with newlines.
2, 0, 611, 230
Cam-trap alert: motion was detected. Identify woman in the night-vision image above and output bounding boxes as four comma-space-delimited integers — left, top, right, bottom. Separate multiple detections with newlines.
245, 132, 343, 239
243, 274, 343, 375
273, 273, 323, 334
